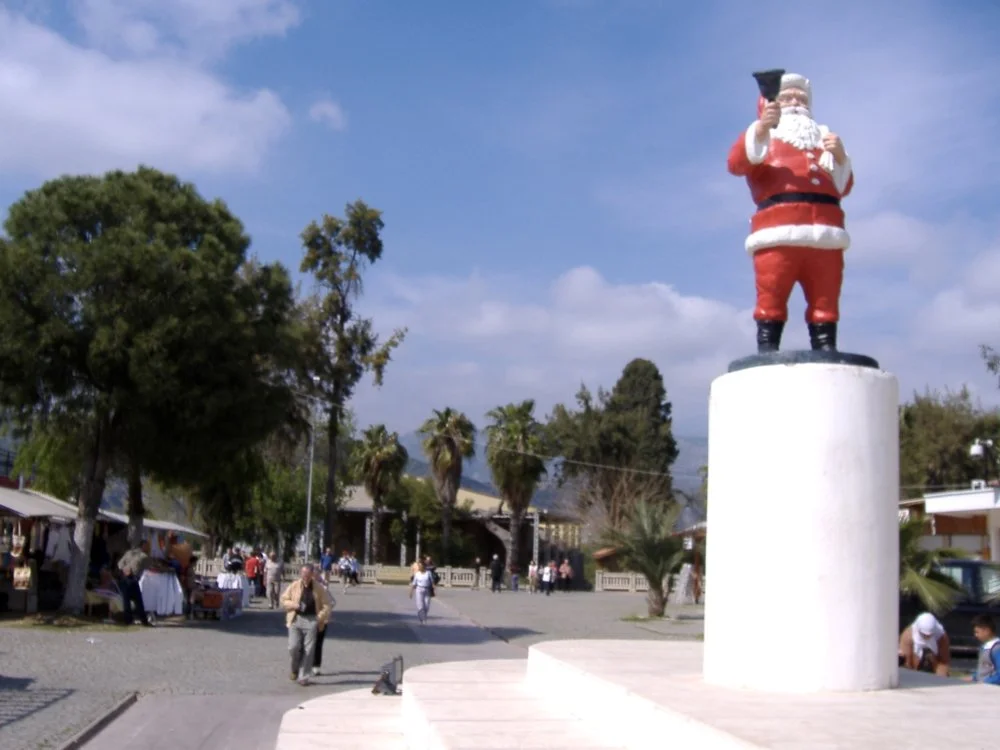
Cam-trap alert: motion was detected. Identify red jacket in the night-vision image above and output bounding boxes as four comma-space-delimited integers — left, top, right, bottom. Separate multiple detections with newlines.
727, 124, 854, 254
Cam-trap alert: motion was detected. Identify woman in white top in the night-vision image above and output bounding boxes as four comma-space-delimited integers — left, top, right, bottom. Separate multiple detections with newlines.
541, 562, 554, 596
410, 560, 434, 624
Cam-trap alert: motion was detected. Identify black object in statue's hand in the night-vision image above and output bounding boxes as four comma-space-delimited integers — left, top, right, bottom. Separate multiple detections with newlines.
753, 69, 786, 102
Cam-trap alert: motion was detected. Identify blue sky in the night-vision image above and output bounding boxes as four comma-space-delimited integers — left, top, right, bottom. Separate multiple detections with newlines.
2, 0, 1000, 438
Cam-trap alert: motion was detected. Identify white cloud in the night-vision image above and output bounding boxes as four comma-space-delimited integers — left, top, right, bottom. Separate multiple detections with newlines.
70, 0, 301, 60
350, 262, 1000, 436
0, 4, 294, 178
309, 99, 348, 132
350, 266, 755, 434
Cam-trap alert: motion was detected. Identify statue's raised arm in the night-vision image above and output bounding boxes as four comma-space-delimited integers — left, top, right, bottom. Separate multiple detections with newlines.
728, 72, 854, 354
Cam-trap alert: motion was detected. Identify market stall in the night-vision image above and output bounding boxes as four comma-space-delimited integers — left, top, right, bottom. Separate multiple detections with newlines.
216, 571, 251, 611
0, 488, 79, 613
138, 568, 185, 616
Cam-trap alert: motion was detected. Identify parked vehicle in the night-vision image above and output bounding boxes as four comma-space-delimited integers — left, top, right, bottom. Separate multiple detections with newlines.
900, 559, 1000, 654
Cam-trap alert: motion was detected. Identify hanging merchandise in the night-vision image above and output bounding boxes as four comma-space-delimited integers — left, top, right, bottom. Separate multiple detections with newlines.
11, 522, 25, 558
13, 563, 32, 590
44, 522, 73, 564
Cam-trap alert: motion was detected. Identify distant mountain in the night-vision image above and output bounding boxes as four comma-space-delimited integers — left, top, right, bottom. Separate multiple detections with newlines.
398, 429, 497, 492
672, 436, 708, 495
404, 454, 498, 495
396, 429, 708, 502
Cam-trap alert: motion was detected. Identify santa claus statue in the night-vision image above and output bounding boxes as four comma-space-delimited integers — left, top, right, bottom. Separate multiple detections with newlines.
727, 72, 853, 354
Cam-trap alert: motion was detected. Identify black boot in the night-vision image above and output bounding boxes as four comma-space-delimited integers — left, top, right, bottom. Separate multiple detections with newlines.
756, 320, 785, 353
809, 322, 837, 352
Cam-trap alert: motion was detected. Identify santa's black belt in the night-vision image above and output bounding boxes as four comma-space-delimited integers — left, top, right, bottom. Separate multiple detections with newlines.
756, 192, 841, 211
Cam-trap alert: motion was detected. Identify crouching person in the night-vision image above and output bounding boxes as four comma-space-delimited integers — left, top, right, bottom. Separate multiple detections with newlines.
899, 612, 951, 677
281, 564, 332, 686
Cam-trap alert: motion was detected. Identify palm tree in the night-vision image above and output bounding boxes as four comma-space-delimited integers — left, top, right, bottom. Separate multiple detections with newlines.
603, 497, 685, 617
419, 408, 476, 564
899, 513, 966, 615
485, 400, 547, 576
356, 424, 409, 565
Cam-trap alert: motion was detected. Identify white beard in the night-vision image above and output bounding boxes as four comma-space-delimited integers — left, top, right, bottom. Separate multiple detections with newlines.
772, 107, 823, 151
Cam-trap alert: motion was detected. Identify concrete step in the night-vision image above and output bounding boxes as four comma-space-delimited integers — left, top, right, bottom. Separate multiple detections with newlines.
401, 658, 624, 749
275, 688, 404, 750
524, 639, 1000, 749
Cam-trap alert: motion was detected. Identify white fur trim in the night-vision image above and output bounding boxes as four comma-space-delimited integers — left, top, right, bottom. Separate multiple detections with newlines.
745, 224, 850, 254
781, 73, 811, 102
831, 154, 852, 194
745, 123, 769, 165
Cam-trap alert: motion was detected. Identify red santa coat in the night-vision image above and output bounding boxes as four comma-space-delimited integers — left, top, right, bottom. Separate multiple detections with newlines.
727, 124, 854, 254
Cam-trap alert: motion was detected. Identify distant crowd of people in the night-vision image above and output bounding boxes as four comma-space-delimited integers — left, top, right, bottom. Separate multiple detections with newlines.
473, 555, 575, 595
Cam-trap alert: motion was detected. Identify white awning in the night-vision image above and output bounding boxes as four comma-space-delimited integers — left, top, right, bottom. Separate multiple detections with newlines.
923, 487, 1000, 517
0, 488, 207, 538
99, 510, 208, 539
0, 487, 79, 519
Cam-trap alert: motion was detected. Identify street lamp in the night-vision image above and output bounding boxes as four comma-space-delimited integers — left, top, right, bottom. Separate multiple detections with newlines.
970, 438, 994, 483
970, 438, 993, 458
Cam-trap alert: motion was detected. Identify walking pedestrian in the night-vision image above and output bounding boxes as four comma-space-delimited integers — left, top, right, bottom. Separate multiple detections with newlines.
410, 560, 434, 624
265, 553, 284, 610
281, 564, 332, 686
559, 559, 573, 592
542, 561, 556, 595
312, 577, 336, 676
528, 561, 539, 594
489, 554, 503, 593
244, 552, 259, 600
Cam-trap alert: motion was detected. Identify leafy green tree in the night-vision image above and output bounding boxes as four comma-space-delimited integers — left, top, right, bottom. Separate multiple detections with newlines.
547, 358, 678, 528
12, 422, 86, 501
0, 167, 299, 612
602, 495, 685, 617
419, 408, 476, 564
899, 388, 1000, 498
356, 424, 408, 564
238, 453, 327, 557
386, 474, 439, 549
485, 400, 547, 572
899, 514, 966, 615
298, 201, 407, 551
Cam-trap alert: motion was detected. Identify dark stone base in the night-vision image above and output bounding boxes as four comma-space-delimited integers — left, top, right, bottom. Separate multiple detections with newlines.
728, 350, 880, 374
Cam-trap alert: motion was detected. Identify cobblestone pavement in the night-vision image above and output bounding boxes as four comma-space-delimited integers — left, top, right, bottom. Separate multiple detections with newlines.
0, 585, 519, 750
432, 587, 705, 647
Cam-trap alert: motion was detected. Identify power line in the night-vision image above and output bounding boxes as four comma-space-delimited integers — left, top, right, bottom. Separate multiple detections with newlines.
295, 395, 992, 491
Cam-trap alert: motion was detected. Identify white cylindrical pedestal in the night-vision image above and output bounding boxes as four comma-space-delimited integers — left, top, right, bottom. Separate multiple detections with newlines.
702, 361, 899, 693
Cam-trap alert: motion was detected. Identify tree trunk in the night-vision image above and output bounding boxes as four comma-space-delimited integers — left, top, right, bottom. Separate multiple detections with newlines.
646, 584, 666, 618
370, 500, 382, 564
324, 403, 340, 553
440, 501, 453, 565
507, 508, 524, 582
440, 477, 457, 565
126, 454, 144, 548
62, 418, 113, 614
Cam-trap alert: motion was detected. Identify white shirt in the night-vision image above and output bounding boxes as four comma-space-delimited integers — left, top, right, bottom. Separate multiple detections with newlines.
412, 571, 434, 590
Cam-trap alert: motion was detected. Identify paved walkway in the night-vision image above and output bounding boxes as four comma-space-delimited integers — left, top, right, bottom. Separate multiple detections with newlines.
0, 586, 701, 749
432, 587, 705, 647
